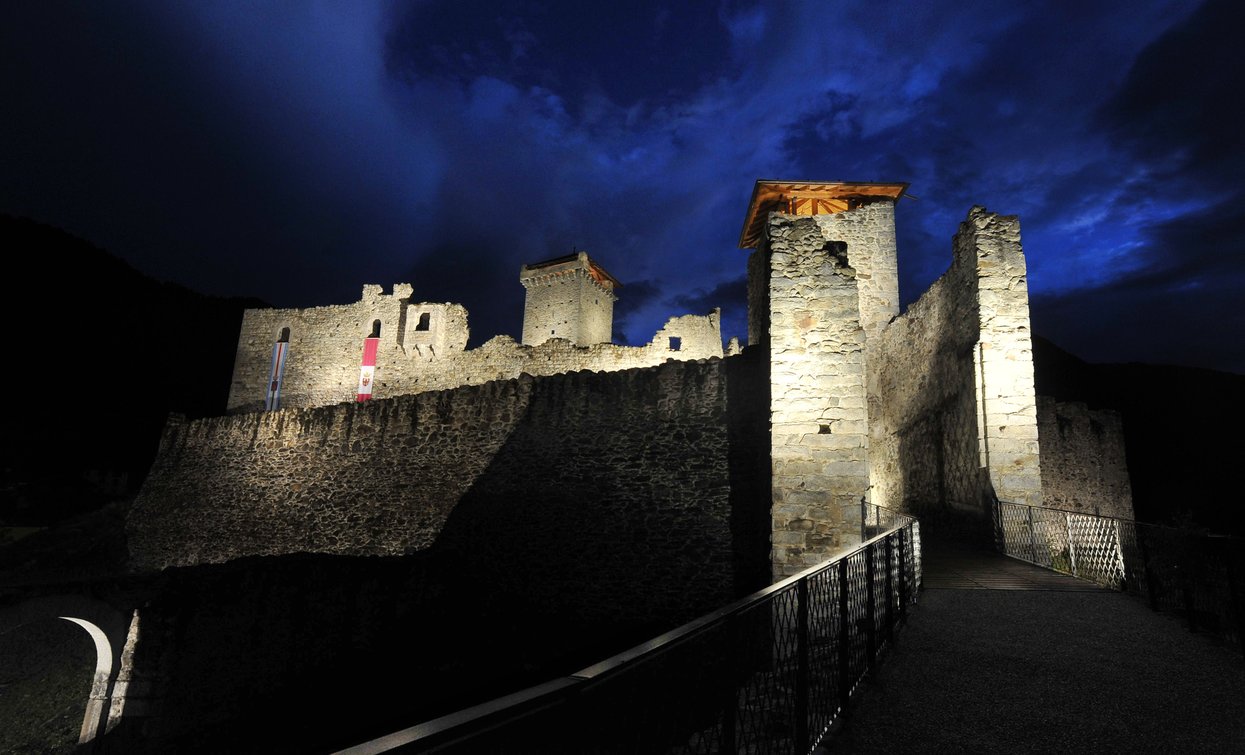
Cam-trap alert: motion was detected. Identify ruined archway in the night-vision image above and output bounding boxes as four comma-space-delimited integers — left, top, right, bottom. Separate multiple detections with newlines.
0, 596, 132, 747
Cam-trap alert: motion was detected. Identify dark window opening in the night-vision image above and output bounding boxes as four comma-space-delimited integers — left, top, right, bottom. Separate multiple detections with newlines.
416, 312, 431, 331
278, 327, 290, 343
819, 424, 832, 434
669, 337, 682, 351
370, 320, 382, 338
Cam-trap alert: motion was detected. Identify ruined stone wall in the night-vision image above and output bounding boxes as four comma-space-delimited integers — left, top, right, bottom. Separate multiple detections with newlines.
132, 357, 766, 599
870, 207, 1043, 516
869, 271, 981, 516
964, 209, 1043, 506
227, 284, 433, 412
812, 201, 900, 345
764, 215, 871, 578
1037, 397, 1134, 519
227, 286, 722, 413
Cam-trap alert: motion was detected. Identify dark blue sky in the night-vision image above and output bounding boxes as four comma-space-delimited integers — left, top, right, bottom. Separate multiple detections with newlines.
3, 1, 1242, 372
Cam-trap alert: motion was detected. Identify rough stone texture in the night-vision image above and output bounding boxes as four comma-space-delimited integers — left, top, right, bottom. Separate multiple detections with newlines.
1037, 397, 1135, 519
812, 200, 900, 346
227, 283, 723, 413
763, 214, 871, 578
965, 209, 1043, 507
870, 207, 1043, 516
109, 348, 773, 752
519, 252, 616, 346
132, 357, 766, 589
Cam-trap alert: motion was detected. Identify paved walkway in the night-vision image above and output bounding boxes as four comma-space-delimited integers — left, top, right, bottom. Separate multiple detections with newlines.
826, 538, 1245, 753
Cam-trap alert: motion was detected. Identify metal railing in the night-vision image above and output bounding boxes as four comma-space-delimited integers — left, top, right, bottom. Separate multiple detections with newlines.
994, 500, 1245, 653
338, 504, 921, 754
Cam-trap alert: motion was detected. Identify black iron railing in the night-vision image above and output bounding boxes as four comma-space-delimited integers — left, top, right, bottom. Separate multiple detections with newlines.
995, 500, 1245, 654
337, 504, 921, 754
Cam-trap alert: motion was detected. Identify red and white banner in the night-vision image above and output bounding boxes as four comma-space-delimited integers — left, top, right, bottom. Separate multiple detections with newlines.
265, 341, 289, 411
357, 337, 379, 401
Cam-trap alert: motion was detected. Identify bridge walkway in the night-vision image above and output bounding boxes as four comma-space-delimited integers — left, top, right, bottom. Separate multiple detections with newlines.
825, 536, 1245, 753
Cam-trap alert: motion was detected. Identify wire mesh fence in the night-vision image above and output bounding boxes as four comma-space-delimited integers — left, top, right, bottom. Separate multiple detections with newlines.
994, 500, 1245, 653
339, 504, 921, 755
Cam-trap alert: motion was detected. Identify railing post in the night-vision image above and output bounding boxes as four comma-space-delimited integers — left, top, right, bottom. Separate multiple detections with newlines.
860, 497, 868, 542
837, 559, 851, 713
720, 609, 738, 755
1180, 552, 1199, 633
1027, 504, 1038, 564
1224, 542, 1245, 659
721, 688, 737, 755
1112, 520, 1128, 589
897, 527, 909, 625
884, 533, 895, 644
1065, 512, 1078, 577
1136, 527, 1161, 611
795, 576, 810, 750
865, 542, 878, 670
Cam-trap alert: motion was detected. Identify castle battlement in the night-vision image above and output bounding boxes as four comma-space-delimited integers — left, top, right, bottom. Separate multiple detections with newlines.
226, 258, 723, 413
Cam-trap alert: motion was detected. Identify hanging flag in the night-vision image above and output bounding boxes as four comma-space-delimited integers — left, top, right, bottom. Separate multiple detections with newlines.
357, 337, 379, 401
265, 341, 289, 411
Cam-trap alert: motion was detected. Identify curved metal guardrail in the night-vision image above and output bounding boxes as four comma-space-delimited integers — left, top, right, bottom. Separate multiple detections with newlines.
995, 500, 1245, 653
338, 504, 921, 754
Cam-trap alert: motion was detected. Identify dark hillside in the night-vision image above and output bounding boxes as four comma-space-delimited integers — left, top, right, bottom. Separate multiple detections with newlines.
0, 215, 264, 526
1033, 336, 1245, 535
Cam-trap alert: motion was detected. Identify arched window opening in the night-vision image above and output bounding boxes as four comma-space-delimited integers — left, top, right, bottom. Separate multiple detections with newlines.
266, 334, 291, 411
370, 320, 382, 338
416, 312, 431, 331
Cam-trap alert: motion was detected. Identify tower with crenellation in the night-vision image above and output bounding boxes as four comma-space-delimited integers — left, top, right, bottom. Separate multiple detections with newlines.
519, 251, 619, 347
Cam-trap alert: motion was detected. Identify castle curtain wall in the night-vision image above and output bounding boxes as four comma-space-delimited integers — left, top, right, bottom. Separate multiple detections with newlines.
119, 354, 773, 752
869, 207, 1044, 515
227, 290, 722, 413
131, 356, 770, 602
1036, 397, 1134, 519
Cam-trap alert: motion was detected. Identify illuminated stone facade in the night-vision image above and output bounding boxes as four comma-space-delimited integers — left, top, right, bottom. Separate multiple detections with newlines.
754, 198, 1130, 578
1035, 397, 1134, 519
519, 252, 617, 346
226, 260, 723, 413
151, 181, 1132, 584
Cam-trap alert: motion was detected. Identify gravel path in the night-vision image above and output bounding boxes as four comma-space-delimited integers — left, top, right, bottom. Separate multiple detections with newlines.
826, 545, 1245, 753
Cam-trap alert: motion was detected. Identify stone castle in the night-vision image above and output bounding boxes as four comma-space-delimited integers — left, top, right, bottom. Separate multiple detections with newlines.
131, 179, 1134, 580
4, 179, 1140, 752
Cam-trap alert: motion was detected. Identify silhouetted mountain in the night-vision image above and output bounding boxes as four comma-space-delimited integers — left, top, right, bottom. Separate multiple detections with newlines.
1033, 335, 1245, 536
0, 215, 264, 525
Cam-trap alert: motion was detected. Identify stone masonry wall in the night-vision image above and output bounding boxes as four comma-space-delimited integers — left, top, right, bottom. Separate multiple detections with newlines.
964, 208, 1043, 506
131, 358, 765, 607
520, 258, 616, 347
870, 207, 1043, 516
1037, 397, 1134, 519
227, 285, 722, 413
869, 270, 981, 515
812, 201, 900, 346
764, 215, 871, 579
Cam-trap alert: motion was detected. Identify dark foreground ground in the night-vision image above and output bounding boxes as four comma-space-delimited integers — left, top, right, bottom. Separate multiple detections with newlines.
828, 542, 1245, 753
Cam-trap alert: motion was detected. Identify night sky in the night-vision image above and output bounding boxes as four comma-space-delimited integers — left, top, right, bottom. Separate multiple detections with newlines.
4, 1, 1242, 373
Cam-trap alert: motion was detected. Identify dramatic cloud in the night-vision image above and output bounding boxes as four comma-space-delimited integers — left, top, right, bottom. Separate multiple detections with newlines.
3, 0, 1238, 369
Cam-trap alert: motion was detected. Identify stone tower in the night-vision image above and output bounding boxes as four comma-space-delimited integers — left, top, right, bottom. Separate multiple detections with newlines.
519, 252, 620, 346
740, 180, 907, 578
